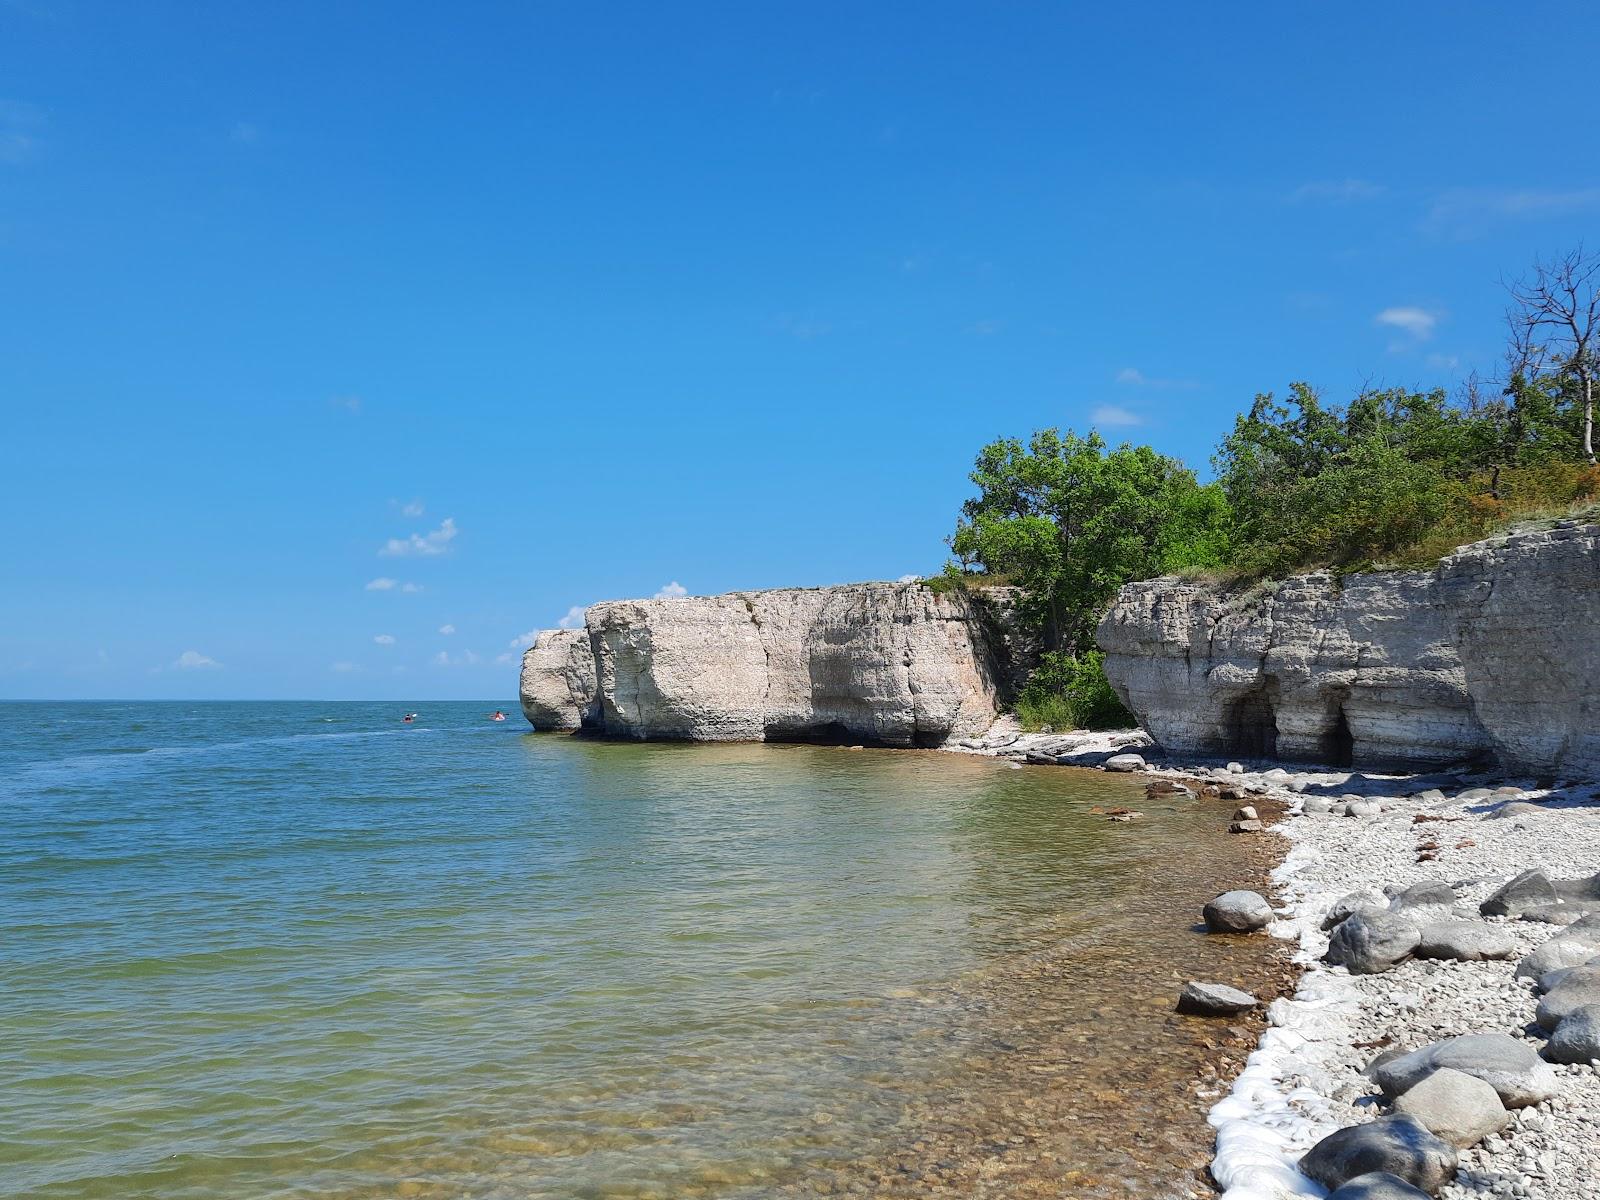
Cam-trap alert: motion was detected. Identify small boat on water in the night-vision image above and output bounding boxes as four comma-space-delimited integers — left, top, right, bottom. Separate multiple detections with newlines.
402, 712, 418, 724
489, 711, 507, 722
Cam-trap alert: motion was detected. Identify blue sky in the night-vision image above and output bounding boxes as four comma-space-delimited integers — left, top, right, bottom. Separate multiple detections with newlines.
5, 2, 1600, 699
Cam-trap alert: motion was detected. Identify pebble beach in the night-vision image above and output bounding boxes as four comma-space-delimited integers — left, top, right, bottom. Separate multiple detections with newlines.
954, 724, 1600, 1199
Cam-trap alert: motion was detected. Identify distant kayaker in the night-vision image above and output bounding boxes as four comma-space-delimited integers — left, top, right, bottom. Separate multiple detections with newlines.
489, 710, 507, 722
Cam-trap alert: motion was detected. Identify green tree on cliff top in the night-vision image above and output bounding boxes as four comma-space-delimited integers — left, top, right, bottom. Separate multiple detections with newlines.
949, 428, 1230, 654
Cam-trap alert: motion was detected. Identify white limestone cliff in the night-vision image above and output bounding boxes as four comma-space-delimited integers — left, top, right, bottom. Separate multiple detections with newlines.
520, 582, 1015, 746
1097, 521, 1600, 777
518, 628, 599, 730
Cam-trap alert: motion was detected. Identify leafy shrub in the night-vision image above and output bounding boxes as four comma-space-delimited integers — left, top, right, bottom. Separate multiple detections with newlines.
1015, 650, 1133, 731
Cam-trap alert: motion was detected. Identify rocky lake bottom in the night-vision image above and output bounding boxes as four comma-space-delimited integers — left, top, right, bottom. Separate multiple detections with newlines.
1, 702, 1286, 1200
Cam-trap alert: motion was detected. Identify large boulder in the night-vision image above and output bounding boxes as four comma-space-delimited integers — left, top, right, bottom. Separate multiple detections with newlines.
1372, 1034, 1558, 1109
1203, 890, 1273, 934
1544, 1004, 1600, 1065
1390, 1067, 1510, 1148
1298, 1115, 1457, 1195
1415, 921, 1516, 962
1325, 909, 1422, 975
1534, 963, 1600, 1031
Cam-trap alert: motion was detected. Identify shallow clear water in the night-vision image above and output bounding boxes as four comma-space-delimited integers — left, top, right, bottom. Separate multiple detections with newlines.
0, 702, 1277, 1199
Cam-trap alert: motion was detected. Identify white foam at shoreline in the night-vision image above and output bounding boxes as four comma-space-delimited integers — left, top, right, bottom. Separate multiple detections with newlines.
1208, 823, 1361, 1199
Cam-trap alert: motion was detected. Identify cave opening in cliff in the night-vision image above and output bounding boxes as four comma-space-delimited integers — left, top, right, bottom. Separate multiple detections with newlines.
1323, 704, 1354, 768
1226, 687, 1279, 759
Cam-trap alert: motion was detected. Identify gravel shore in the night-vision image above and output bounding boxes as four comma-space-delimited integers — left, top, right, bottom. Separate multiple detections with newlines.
950, 724, 1600, 1199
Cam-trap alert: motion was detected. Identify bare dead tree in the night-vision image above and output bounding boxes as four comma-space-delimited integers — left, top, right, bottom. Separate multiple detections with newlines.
1506, 246, 1600, 464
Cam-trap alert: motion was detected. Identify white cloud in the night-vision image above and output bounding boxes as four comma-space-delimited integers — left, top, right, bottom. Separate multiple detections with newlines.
438, 623, 455, 635
432, 650, 450, 666
401, 499, 425, 517
1426, 352, 1461, 371
0, 100, 44, 166
1114, 367, 1198, 390
1090, 404, 1143, 428
1290, 178, 1385, 203
432, 649, 481, 667
653, 581, 688, 599
897, 573, 921, 584
401, 582, 423, 593
366, 577, 398, 591
174, 650, 221, 670
1375, 306, 1438, 340
495, 652, 516, 665
509, 629, 542, 649
373, 634, 395, 646
380, 517, 458, 557
557, 606, 587, 630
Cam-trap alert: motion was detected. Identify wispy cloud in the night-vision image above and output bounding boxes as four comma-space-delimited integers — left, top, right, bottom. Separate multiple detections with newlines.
653, 581, 688, 599
401, 582, 423, 593
330, 394, 362, 414
1115, 367, 1198, 391
400, 499, 424, 517
373, 634, 395, 646
1426, 352, 1461, 371
557, 606, 587, 631
1290, 178, 1385, 204
495, 652, 516, 665
896, 573, 921, 584
508, 629, 542, 649
432, 649, 481, 667
438, 623, 455, 635
380, 517, 457, 557
366, 577, 398, 591
1090, 404, 1143, 428
174, 650, 221, 670
1375, 306, 1438, 340
0, 100, 44, 166
1424, 187, 1600, 238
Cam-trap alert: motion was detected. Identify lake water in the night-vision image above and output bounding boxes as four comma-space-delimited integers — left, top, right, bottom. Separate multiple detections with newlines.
0, 702, 1282, 1199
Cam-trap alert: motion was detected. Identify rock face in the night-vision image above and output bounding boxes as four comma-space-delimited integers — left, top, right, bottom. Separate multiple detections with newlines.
518, 629, 600, 730
1097, 523, 1600, 774
519, 583, 1014, 746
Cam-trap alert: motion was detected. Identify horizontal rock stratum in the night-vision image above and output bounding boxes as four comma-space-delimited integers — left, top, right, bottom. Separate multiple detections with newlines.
519, 582, 1023, 746
1097, 521, 1600, 775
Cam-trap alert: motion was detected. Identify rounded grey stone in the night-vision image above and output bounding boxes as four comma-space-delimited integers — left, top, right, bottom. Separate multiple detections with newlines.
1298, 1114, 1458, 1195
1391, 1067, 1510, 1148
1175, 980, 1259, 1016
1325, 909, 1422, 975
1544, 1003, 1600, 1064
1204, 889, 1273, 934
1326, 1172, 1434, 1200
1372, 1033, 1559, 1109
1534, 962, 1600, 1031
1415, 920, 1517, 962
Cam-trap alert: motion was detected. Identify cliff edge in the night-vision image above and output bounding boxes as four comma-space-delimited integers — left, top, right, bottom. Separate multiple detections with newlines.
1097, 521, 1600, 777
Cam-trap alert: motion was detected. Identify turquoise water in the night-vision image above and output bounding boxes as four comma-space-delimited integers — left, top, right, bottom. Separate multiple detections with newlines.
0, 702, 1269, 1199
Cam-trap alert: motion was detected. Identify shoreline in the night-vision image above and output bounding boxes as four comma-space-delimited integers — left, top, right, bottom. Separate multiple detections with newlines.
954, 723, 1600, 1198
